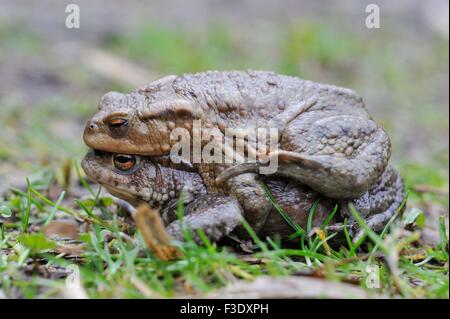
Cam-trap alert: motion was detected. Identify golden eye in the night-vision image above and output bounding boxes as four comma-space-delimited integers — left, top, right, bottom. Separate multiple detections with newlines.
113, 154, 136, 171
108, 118, 129, 137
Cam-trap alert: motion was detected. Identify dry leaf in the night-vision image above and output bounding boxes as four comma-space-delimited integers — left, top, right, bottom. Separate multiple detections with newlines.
133, 204, 182, 261
53, 243, 85, 256
44, 220, 79, 240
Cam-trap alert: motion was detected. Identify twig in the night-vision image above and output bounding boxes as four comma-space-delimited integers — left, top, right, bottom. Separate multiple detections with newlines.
83, 48, 156, 87
413, 184, 449, 196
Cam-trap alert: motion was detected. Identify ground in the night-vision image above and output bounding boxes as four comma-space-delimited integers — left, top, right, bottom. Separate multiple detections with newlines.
0, 0, 448, 298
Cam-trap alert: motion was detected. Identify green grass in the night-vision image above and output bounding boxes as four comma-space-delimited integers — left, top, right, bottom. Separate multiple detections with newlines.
0, 23, 42, 52
279, 21, 365, 78
104, 24, 253, 74
0, 164, 448, 298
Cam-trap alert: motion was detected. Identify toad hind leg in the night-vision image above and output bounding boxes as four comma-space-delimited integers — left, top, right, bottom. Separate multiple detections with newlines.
346, 166, 406, 243
217, 116, 391, 199
166, 194, 243, 243
322, 166, 405, 243
278, 114, 392, 198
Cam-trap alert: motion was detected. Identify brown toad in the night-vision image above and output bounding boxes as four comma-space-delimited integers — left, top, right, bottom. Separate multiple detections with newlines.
83, 70, 392, 232
81, 151, 404, 243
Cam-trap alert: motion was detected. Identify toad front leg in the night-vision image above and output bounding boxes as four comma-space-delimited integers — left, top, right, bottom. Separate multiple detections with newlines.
222, 173, 273, 233
166, 194, 243, 243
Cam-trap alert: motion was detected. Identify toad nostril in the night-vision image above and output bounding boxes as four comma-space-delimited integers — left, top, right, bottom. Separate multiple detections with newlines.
88, 121, 97, 130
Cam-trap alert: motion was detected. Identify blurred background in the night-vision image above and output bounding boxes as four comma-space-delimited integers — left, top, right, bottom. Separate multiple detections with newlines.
0, 1, 448, 220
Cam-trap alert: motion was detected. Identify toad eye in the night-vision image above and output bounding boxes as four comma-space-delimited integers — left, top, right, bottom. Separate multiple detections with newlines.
107, 118, 129, 137
113, 154, 136, 171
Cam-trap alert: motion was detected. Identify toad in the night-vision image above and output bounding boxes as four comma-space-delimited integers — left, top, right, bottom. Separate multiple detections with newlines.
81, 150, 404, 243
83, 70, 393, 232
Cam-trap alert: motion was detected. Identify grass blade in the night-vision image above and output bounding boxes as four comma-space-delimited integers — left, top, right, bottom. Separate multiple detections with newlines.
438, 215, 449, 261
348, 203, 387, 252
43, 191, 66, 226
22, 178, 32, 233
75, 160, 95, 196
261, 182, 306, 239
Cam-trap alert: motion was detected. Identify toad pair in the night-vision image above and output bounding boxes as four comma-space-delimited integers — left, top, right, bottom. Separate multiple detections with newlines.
82, 70, 405, 243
